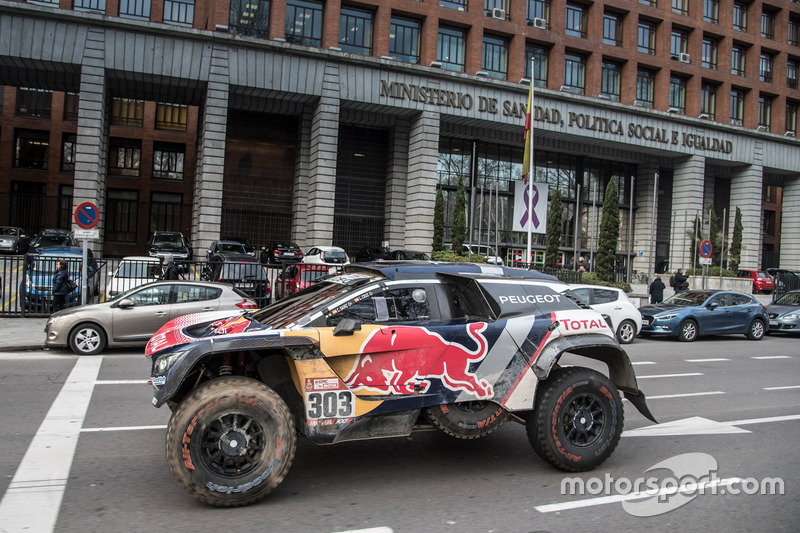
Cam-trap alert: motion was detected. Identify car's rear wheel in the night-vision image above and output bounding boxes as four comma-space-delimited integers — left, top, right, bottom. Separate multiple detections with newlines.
69, 323, 107, 355
616, 320, 637, 344
166, 376, 296, 507
424, 401, 508, 439
678, 319, 698, 342
527, 367, 623, 472
747, 318, 765, 340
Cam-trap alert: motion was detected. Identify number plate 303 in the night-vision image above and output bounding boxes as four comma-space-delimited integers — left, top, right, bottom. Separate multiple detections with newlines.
305, 390, 355, 420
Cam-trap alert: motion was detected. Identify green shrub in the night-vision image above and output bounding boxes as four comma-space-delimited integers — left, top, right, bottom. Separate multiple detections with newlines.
431, 251, 488, 263
685, 267, 737, 277
580, 272, 633, 293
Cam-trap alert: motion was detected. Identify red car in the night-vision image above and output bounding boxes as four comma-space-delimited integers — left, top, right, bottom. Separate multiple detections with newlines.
738, 269, 774, 293
275, 263, 339, 299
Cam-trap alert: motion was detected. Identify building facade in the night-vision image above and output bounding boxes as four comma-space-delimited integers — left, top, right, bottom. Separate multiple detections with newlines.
0, 0, 798, 273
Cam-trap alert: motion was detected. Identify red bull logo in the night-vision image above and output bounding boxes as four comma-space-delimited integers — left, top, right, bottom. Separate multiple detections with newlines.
211, 316, 252, 336
343, 323, 493, 399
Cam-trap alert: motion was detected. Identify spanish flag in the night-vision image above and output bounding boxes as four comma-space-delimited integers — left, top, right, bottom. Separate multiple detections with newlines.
522, 79, 533, 184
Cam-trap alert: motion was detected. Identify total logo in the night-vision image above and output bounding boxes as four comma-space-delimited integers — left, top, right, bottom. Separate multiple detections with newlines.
555, 311, 610, 334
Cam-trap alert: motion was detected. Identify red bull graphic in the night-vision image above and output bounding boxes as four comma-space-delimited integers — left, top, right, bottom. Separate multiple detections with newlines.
343, 322, 493, 399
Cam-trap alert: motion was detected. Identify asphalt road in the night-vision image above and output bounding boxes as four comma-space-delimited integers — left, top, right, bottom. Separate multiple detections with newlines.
0, 333, 798, 533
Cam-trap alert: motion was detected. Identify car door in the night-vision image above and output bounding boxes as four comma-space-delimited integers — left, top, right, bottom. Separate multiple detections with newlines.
699, 293, 731, 334
111, 284, 174, 342
727, 293, 758, 333
170, 284, 222, 320
588, 288, 622, 330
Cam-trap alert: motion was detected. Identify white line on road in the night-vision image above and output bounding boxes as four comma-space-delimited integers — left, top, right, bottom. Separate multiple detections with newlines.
0, 356, 102, 533
645, 391, 726, 400
637, 372, 704, 379
685, 358, 730, 362
331, 528, 394, 533
631, 361, 657, 365
751, 356, 792, 360
81, 425, 167, 433
727, 414, 800, 426
763, 385, 800, 391
95, 379, 149, 385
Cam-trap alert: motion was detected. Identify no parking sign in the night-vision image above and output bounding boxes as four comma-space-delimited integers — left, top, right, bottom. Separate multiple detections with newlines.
74, 202, 99, 230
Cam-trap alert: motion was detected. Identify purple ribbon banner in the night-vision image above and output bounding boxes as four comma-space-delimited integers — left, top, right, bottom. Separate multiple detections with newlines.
519, 184, 540, 229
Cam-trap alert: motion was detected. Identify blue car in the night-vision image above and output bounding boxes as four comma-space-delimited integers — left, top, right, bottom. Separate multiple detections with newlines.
639, 290, 768, 342
22, 247, 100, 310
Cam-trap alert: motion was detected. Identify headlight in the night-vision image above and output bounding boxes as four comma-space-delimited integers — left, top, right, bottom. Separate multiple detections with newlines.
657, 313, 679, 320
154, 352, 184, 374
784, 313, 800, 320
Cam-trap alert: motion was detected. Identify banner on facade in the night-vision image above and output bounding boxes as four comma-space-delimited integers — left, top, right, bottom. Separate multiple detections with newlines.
513, 181, 548, 234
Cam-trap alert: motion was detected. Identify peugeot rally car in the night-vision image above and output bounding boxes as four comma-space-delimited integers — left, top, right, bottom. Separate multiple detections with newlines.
146, 262, 655, 507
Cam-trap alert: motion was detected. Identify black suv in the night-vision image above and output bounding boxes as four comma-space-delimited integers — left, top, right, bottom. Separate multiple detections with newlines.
205, 240, 250, 262
147, 231, 193, 262
147, 262, 655, 507
261, 241, 303, 264
202, 255, 270, 306
28, 228, 77, 254
355, 245, 393, 262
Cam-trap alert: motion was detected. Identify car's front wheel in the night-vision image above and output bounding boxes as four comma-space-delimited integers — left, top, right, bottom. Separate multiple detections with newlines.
616, 320, 637, 344
166, 376, 296, 507
678, 319, 698, 342
527, 367, 623, 472
69, 323, 107, 355
747, 318, 765, 340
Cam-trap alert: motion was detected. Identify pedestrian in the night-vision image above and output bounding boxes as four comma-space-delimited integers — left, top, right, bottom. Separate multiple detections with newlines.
649, 274, 666, 304
162, 254, 180, 280
673, 269, 689, 294
51, 259, 72, 313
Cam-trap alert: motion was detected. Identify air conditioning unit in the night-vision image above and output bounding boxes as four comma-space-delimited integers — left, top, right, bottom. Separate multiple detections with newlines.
533, 18, 548, 29
699, 113, 710, 119
679, 53, 691, 63
785, 130, 796, 137
757, 125, 768, 131
668, 107, 681, 113
492, 8, 506, 20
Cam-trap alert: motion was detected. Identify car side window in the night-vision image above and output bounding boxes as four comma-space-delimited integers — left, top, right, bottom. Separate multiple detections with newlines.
327, 288, 430, 326
593, 289, 618, 304
730, 294, 752, 306
130, 286, 171, 306
176, 285, 221, 303
708, 294, 729, 307
571, 288, 592, 305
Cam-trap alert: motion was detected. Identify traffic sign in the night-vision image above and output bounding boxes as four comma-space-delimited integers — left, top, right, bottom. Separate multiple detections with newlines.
700, 239, 712, 258
74, 228, 100, 240
74, 202, 99, 229
699, 257, 712, 265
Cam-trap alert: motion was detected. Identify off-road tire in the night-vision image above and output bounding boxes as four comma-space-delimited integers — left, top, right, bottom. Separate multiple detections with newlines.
527, 367, 623, 472
678, 319, 698, 342
166, 376, 296, 507
424, 401, 508, 439
616, 320, 637, 344
69, 323, 107, 355
746, 318, 765, 340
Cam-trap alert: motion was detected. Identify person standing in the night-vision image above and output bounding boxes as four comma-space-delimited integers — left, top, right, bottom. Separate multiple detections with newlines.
162, 254, 180, 280
51, 259, 72, 313
673, 269, 689, 294
649, 274, 666, 304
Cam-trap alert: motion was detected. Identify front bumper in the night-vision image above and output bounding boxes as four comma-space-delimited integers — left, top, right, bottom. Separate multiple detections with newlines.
640, 315, 680, 336
768, 316, 800, 332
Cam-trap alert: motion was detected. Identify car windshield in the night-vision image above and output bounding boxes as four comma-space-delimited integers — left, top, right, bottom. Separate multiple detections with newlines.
217, 243, 247, 254
757, 272, 768, 278
220, 263, 267, 280
153, 234, 183, 245
323, 251, 347, 261
33, 235, 69, 247
661, 291, 712, 306
1, 227, 18, 235
118, 261, 161, 279
775, 292, 800, 306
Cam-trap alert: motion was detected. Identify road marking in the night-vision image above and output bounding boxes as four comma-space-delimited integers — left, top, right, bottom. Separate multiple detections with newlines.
751, 356, 791, 360
0, 356, 102, 532
764, 385, 800, 391
95, 379, 149, 385
727, 414, 800, 426
535, 477, 742, 513
623, 416, 751, 437
685, 358, 730, 362
637, 372, 704, 379
82, 424, 167, 433
645, 391, 725, 400
332, 528, 394, 533
631, 361, 657, 365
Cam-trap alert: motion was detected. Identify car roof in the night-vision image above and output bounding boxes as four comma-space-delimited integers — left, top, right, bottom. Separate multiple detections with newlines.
121, 255, 161, 262
567, 284, 623, 292
344, 261, 558, 282
311, 245, 345, 251
213, 254, 260, 263
214, 240, 245, 246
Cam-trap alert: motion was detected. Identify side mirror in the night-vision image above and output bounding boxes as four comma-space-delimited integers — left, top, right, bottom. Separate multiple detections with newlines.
117, 298, 135, 309
333, 319, 361, 336
707, 302, 719, 310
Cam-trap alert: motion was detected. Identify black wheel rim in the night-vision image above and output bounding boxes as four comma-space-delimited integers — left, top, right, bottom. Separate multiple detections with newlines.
200, 411, 271, 477
561, 393, 605, 447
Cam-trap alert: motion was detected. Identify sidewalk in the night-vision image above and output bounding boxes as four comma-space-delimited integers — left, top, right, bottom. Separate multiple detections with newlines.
0, 318, 50, 352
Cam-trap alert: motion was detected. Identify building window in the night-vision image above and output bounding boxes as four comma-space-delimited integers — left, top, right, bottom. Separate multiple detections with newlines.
526, 0, 550, 24
730, 89, 745, 126
702, 38, 718, 69
669, 76, 686, 113
58, 185, 74, 229
566, 3, 587, 38
703, 0, 718, 23
789, 17, 800, 46
111, 98, 144, 126
640, 0, 656, 6
155, 103, 188, 131
440, 0, 467, 10
761, 10, 775, 39
119, 0, 151, 19
786, 102, 798, 135
758, 95, 772, 130
339, 6, 373, 55
733, 2, 747, 32
106, 189, 138, 243
153, 143, 185, 181
603, 12, 623, 46
525, 43, 548, 87
150, 192, 183, 235
670, 29, 688, 57
109, 139, 142, 177
482, 35, 508, 80
163, 0, 194, 26
731, 45, 746, 76
285, 0, 322, 46
636, 69, 655, 107
15, 88, 52, 118
563, 53, 586, 94
484, 0, 509, 17
229, 0, 269, 38
789, 59, 799, 89
672, 0, 688, 16
601, 61, 621, 101
638, 22, 656, 55
73, 0, 105, 13
437, 26, 466, 72
14, 129, 49, 169
63, 92, 79, 121
61, 133, 76, 172
760, 52, 773, 82
389, 16, 420, 64
700, 82, 717, 119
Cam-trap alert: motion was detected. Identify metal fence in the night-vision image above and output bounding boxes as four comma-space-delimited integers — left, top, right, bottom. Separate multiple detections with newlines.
773, 273, 800, 302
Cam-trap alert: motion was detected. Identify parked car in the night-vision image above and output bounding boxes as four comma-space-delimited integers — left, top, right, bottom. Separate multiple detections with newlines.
737, 269, 774, 293
639, 290, 768, 342
0, 226, 32, 254
21, 247, 101, 310
766, 268, 800, 293
147, 231, 193, 263
275, 263, 339, 300
105, 256, 162, 300
145, 262, 654, 507
302, 245, 350, 265
457, 244, 503, 265
766, 290, 800, 334
205, 240, 249, 261
355, 246, 393, 262
389, 249, 431, 261
221, 236, 256, 257
45, 281, 257, 355
261, 241, 303, 264
28, 228, 76, 254
203, 256, 271, 305
564, 284, 642, 344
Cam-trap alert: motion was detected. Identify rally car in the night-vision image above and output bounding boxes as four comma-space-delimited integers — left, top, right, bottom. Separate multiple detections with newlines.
146, 262, 655, 507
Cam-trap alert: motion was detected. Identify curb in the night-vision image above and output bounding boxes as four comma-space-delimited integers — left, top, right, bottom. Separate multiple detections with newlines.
0, 345, 47, 353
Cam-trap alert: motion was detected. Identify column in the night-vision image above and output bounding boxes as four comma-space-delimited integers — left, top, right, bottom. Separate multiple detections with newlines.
632, 163, 658, 276
669, 155, 705, 271
292, 109, 313, 247
384, 119, 409, 247
730, 163, 764, 269
780, 176, 800, 266
191, 44, 229, 254
404, 110, 440, 251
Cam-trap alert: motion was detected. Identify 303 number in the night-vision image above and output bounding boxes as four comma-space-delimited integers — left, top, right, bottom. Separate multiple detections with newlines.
306, 391, 354, 419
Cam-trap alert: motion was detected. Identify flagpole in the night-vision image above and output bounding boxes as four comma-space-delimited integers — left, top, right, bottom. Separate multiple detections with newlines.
526, 57, 534, 268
